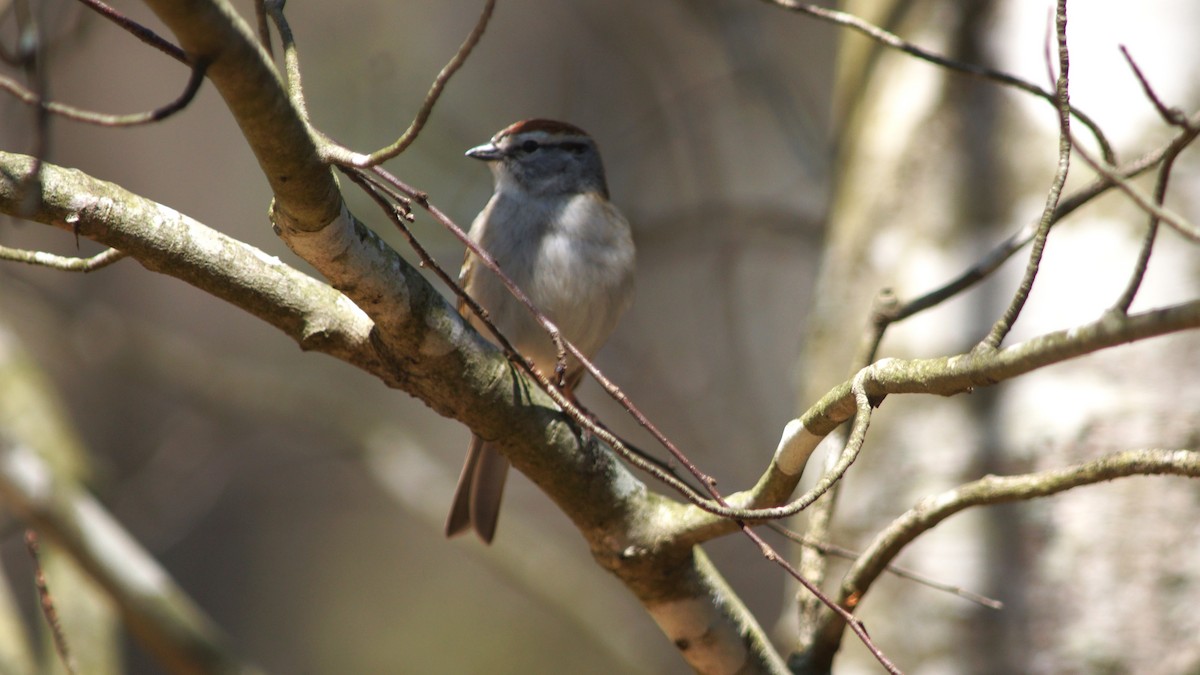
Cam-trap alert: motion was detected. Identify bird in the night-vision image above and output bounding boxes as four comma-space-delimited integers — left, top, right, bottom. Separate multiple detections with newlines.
445, 119, 636, 543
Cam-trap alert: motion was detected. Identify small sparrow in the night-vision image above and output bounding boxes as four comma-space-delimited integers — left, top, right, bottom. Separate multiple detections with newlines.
445, 119, 636, 543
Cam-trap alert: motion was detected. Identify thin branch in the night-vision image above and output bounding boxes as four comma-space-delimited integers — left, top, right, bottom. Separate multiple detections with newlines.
735, 379, 901, 674
762, 0, 1114, 163
261, 0, 309, 123
741, 522, 902, 675
726, 295, 1200, 533
345, 166, 900, 669
1108, 52, 1200, 312
768, 523, 1003, 610
253, 0, 273, 58
25, 530, 78, 675
345, 0, 497, 166
1071, 135, 1200, 243
71, 0, 187, 64
1109, 133, 1196, 312
779, 372, 876, 515
0, 244, 126, 271
978, 0, 1072, 350
803, 449, 1200, 669
818, 448, 1200, 648
1119, 45, 1193, 130
675, 368, 896, 669
9, 0, 46, 215
855, 109, 1200, 366
1111, 192, 1163, 313
0, 58, 208, 126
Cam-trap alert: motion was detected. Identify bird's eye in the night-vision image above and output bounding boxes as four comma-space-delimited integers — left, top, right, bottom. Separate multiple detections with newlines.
521, 140, 540, 153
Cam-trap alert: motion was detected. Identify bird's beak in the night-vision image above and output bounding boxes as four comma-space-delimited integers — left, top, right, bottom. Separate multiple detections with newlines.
466, 142, 503, 161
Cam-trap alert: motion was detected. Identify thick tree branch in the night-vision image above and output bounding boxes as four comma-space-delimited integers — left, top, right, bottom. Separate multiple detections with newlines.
139, 0, 340, 231
6, 2, 1195, 672
9, 0, 788, 652
0, 151, 379, 374
0, 141, 785, 671
80, 11, 793, 669
673, 299, 1200, 539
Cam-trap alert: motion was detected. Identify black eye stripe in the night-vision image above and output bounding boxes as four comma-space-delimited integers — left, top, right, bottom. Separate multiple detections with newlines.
508, 138, 589, 155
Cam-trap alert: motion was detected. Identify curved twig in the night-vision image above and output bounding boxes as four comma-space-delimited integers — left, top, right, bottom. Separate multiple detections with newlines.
762, 0, 1114, 163
72, 0, 187, 63
1072, 137, 1200, 244
977, 0, 1072, 350
769, 523, 1003, 609
350, 0, 496, 165
25, 531, 78, 675
0, 59, 208, 126
261, 0, 310, 123
816, 448, 1200, 650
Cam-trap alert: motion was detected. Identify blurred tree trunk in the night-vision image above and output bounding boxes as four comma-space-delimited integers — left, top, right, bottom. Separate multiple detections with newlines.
793, 1, 1200, 672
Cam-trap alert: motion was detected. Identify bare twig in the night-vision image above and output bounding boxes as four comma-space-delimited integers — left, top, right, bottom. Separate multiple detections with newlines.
769, 523, 1004, 610
71, 0, 187, 64
1108, 132, 1198, 312
1107, 51, 1200, 312
0, 59, 208, 126
855, 112, 1200, 367
978, 0, 1072, 351
342, 163, 903, 669
1119, 45, 1193, 130
345, 0, 497, 166
1072, 137, 1200, 243
253, 0, 273, 58
827, 448, 1200, 632
744, 523, 903, 674
762, 0, 1114, 163
25, 530, 78, 675
746, 379, 901, 674
261, 0, 309, 123
0, 245, 126, 271
6, 0, 47, 214
736, 294, 1200, 536
694, 375, 898, 671
806, 448, 1200, 668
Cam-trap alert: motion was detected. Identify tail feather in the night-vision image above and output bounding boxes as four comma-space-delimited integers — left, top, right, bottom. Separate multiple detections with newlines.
445, 435, 510, 543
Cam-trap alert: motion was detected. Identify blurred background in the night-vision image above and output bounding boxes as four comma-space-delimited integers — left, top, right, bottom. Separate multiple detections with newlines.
2, 0, 1199, 673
